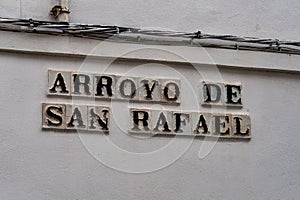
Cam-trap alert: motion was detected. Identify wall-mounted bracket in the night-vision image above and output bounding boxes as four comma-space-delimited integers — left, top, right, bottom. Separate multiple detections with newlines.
50, 5, 70, 22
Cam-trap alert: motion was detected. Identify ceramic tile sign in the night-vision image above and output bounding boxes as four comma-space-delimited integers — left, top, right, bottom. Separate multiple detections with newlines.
201, 81, 242, 107
130, 109, 250, 139
43, 69, 251, 139
48, 69, 181, 104
42, 103, 109, 133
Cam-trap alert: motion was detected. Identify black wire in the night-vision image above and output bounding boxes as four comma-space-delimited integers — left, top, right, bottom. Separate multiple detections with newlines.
0, 17, 299, 54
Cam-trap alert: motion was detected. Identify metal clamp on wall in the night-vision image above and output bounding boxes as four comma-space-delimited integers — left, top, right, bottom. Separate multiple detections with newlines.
50, 4, 70, 22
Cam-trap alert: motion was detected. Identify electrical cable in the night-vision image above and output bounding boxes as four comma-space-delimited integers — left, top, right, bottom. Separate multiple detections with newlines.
0, 17, 300, 55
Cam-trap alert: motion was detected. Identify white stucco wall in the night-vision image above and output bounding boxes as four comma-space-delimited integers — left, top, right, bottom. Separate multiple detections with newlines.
0, 1, 300, 200
1, 0, 300, 40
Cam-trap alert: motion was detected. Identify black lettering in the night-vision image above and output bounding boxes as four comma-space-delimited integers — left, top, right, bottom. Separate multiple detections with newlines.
46, 105, 63, 126
226, 85, 242, 105
95, 76, 113, 97
141, 80, 158, 100
72, 74, 91, 95
89, 108, 109, 131
154, 112, 171, 132
203, 83, 221, 103
67, 107, 86, 128
163, 82, 180, 101
214, 115, 230, 135
119, 79, 136, 98
132, 111, 150, 131
174, 113, 190, 133
49, 73, 69, 94
233, 117, 249, 135
194, 115, 208, 134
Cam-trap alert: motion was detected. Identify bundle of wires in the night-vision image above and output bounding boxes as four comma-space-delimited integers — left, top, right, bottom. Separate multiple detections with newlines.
1, 17, 300, 55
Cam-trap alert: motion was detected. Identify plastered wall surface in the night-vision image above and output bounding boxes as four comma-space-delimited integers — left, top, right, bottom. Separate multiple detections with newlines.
0, 51, 300, 199
0, 1, 300, 200
1, 0, 300, 40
